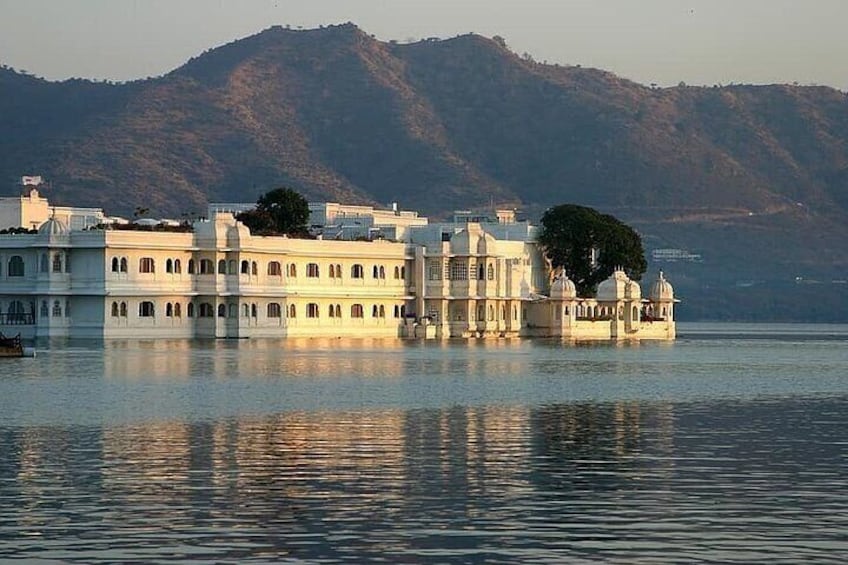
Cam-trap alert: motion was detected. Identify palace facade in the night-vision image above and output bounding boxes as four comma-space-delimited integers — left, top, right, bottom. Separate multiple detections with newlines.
0, 197, 676, 340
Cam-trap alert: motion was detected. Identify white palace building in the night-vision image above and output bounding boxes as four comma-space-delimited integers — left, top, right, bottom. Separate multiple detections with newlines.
0, 182, 676, 341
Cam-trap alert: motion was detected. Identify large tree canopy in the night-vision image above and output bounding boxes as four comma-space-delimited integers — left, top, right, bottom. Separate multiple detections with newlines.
237, 187, 310, 236
538, 204, 646, 296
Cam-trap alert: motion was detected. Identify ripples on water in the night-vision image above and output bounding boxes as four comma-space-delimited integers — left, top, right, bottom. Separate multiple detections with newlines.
1, 326, 847, 563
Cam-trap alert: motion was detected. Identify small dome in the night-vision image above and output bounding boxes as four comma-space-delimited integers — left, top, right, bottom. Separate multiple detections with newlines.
650, 271, 675, 301
596, 269, 630, 301
38, 217, 69, 237
550, 270, 577, 299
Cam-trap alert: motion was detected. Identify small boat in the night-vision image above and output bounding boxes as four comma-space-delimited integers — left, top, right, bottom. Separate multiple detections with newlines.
0, 332, 35, 358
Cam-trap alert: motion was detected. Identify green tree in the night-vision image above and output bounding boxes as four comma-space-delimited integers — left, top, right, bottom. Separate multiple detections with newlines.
538, 204, 646, 296
237, 187, 310, 236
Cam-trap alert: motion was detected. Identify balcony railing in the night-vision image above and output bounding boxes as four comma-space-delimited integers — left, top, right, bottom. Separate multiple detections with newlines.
0, 313, 35, 325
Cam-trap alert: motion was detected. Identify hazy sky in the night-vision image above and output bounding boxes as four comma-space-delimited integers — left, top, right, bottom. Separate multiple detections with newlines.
1, 0, 846, 90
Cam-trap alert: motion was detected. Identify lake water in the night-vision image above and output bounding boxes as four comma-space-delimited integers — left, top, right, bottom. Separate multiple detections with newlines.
1, 323, 847, 563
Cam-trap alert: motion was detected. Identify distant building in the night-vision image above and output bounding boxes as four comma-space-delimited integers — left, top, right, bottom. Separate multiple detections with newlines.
1, 193, 676, 340
651, 248, 702, 263
0, 182, 103, 232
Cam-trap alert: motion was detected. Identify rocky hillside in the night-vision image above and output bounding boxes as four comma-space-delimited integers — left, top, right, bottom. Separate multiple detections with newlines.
1, 24, 847, 320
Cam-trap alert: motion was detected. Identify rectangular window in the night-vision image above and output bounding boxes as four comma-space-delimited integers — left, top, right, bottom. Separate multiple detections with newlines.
139, 257, 155, 273
450, 260, 467, 281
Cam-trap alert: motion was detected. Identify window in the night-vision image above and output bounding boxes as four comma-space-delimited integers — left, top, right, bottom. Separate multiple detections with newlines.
450, 260, 467, 281
50, 253, 62, 273
242, 304, 249, 318
111, 302, 119, 317
139, 257, 155, 274
307, 303, 319, 318
268, 303, 282, 318
334, 264, 342, 278
335, 304, 342, 318
379, 266, 386, 279
198, 259, 212, 274
394, 305, 399, 318
187, 302, 195, 317
394, 266, 400, 279
288, 263, 297, 277
120, 258, 128, 273
307, 263, 320, 278
351, 264, 364, 278
478, 264, 485, 280
289, 304, 296, 318
166, 303, 174, 317
373, 265, 379, 279
372, 304, 379, 317
218, 259, 227, 274
199, 303, 214, 317
379, 305, 385, 318
328, 304, 336, 318
120, 302, 127, 317
251, 304, 257, 318
351, 304, 364, 318
174, 303, 182, 317
241, 260, 249, 274
139, 301, 155, 317
188, 259, 196, 274
40, 300, 49, 317
401, 266, 406, 280
8, 256, 24, 277
251, 261, 258, 276
428, 260, 441, 281
218, 304, 226, 318
400, 305, 406, 318
268, 261, 282, 276
174, 259, 181, 274
487, 264, 495, 281
166, 259, 174, 273
111, 257, 120, 273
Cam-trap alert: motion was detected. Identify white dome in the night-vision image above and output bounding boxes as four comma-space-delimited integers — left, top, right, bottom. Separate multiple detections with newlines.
550, 270, 577, 299
649, 271, 675, 302
38, 217, 69, 237
626, 278, 641, 301
596, 269, 630, 301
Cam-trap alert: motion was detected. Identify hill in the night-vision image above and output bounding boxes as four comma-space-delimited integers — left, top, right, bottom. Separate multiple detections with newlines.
1, 24, 846, 321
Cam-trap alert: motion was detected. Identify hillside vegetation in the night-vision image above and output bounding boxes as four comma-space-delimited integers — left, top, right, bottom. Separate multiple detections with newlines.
1, 24, 846, 320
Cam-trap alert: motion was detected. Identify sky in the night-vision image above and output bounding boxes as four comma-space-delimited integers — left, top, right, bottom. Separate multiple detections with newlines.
1, 0, 846, 90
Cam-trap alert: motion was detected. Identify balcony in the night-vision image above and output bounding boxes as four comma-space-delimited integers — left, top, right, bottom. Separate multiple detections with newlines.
0, 313, 35, 325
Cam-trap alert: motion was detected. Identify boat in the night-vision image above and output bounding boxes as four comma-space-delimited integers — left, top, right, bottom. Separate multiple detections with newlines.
0, 332, 35, 358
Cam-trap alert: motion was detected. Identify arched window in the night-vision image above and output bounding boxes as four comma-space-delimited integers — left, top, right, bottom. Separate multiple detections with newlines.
379, 266, 385, 279
139, 257, 155, 274
335, 304, 341, 318
288, 263, 297, 278
8, 256, 24, 277
199, 303, 214, 317
335, 264, 342, 278
393, 305, 399, 318
166, 259, 174, 273
187, 302, 195, 317
120, 258, 128, 273
251, 304, 257, 318
487, 263, 495, 281
379, 305, 385, 318
198, 259, 212, 274
351, 304, 364, 318
478, 264, 485, 280
351, 264, 364, 279
289, 304, 296, 318
307, 263, 320, 278
8, 301, 25, 322
373, 265, 379, 279
218, 259, 227, 274
488, 305, 495, 321
401, 266, 406, 280
268, 261, 282, 276
241, 260, 250, 274
372, 304, 379, 317
139, 301, 155, 317
188, 259, 196, 274
52, 253, 62, 273
268, 303, 281, 318
120, 302, 127, 317
242, 304, 249, 318
166, 303, 174, 317
251, 261, 258, 276
307, 303, 319, 318
400, 305, 406, 318
111, 302, 119, 317
329, 264, 336, 278
174, 259, 181, 274
394, 266, 400, 279
328, 304, 335, 318
174, 303, 182, 317
111, 257, 120, 273
217, 304, 226, 318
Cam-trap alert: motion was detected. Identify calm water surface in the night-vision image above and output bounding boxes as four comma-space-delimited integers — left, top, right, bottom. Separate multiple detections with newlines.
1, 323, 847, 563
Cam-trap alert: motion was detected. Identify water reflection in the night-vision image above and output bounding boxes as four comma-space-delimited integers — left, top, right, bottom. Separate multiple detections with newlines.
3, 396, 847, 562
